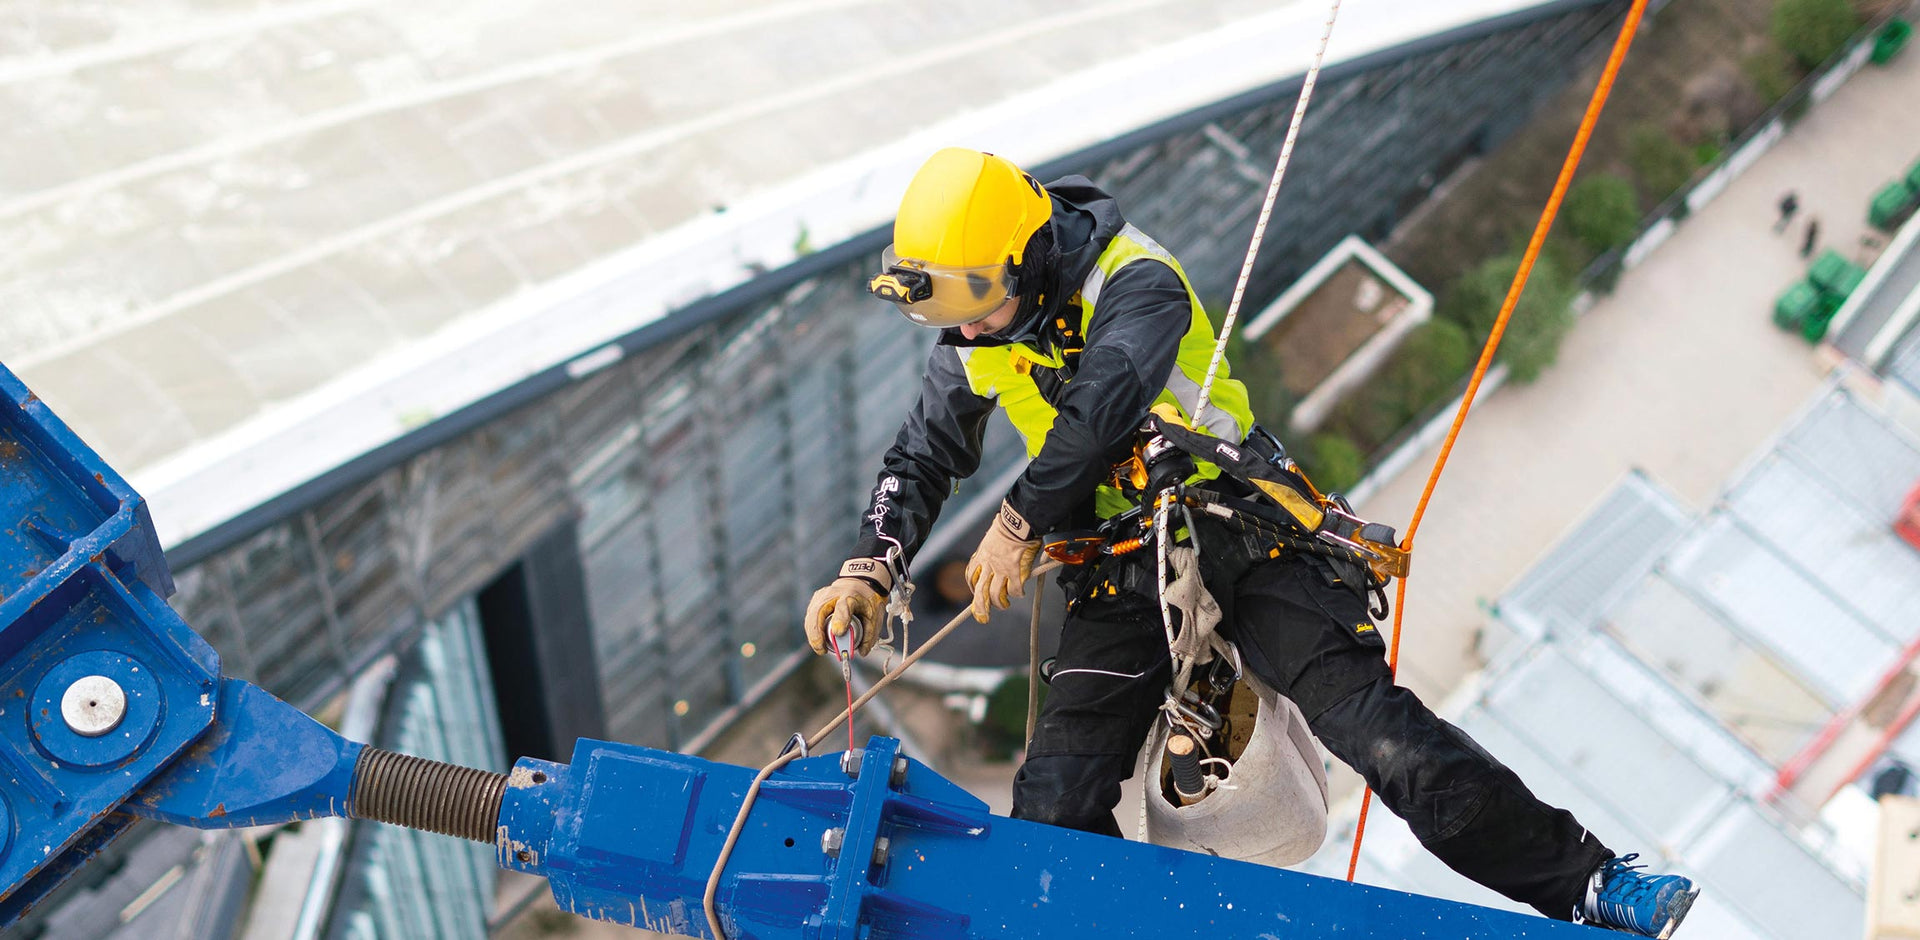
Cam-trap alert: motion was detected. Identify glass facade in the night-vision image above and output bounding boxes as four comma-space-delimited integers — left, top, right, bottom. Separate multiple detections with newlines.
332, 599, 506, 940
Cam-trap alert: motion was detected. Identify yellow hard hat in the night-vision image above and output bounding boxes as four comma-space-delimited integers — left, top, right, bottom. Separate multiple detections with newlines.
869, 148, 1052, 327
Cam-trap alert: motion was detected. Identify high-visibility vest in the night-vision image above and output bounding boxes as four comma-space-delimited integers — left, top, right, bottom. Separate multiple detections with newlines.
956, 224, 1255, 519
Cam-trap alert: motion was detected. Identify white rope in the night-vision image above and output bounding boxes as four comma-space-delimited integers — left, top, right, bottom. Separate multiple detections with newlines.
1135, 724, 1156, 842
1154, 496, 1178, 667
1193, 0, 1345, 423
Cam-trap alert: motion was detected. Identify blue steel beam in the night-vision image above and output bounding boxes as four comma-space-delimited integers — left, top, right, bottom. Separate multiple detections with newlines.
495, 734, 1608, 939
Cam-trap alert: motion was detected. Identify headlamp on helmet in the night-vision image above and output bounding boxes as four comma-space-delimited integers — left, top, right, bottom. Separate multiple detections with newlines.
868, 262, 932, 306
868, 247, 1014, 327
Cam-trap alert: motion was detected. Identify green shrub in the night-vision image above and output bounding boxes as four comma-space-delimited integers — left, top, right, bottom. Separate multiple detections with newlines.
1437, 251, 1578, 384
1562, 173, 1642, 255
1628, 125, 1696, 202
1308, 432, 1365, 493
1381, 319, 1474, 416
1742, 48, 1798, 104
1326, 383, 1409, 452
1311, 320, 1475, 459
1773, 0, 1859, 68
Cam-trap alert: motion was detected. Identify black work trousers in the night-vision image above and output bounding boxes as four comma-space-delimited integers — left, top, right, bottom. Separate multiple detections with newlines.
1010, 541, 1612, 920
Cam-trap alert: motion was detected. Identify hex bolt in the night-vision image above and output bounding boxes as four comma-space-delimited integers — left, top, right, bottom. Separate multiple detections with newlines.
60, 675, 127, 738
821, 827, 845, 858
840, 749, 863, 778
871, 836, 890, 867
890, 755, 910, 788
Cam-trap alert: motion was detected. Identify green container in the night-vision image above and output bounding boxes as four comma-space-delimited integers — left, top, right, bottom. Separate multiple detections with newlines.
1774, 279, 1821, 330
1871, 181, 1918, 231
1809, 249, 1867, 298
1803, 293, 1846, 342
1907, 157, 1920, 193
1874, 19, 1913, 65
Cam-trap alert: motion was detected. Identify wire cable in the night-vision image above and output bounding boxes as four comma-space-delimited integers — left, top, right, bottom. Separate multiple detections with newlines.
1344, 0, 1653, 882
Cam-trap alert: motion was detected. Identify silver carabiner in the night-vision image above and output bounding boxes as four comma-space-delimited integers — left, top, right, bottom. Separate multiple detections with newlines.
1167, 694, 1224, 735
1315, 527, 1384, 561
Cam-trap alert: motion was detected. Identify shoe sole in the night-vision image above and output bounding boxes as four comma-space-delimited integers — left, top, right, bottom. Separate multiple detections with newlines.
1656, 886, 1701, 940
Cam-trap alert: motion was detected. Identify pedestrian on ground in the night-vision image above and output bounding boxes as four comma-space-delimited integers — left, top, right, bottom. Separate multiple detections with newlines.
1801, 217, 1821, 259
801, 147, 1701, 937
1776, 190, 1800, 233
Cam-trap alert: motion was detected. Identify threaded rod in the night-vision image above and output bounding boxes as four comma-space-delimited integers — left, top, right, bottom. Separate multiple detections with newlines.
350, 747, 507, 843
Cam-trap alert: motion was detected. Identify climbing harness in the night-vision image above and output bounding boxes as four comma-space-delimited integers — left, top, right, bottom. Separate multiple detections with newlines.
1044, 410, 1406, 617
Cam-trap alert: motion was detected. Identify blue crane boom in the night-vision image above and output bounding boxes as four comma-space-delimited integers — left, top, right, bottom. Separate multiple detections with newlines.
0, 362, 1604, 937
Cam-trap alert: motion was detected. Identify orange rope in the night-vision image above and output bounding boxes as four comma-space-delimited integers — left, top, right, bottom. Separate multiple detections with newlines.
1344, 0, 1651, 882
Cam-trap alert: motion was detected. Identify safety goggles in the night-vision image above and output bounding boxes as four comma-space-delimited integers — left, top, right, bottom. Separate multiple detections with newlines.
867, 246, 1015, 328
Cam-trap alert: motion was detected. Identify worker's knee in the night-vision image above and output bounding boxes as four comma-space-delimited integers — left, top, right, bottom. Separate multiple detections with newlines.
1010, 754, 1128, 838
1312, 680, 1501, 841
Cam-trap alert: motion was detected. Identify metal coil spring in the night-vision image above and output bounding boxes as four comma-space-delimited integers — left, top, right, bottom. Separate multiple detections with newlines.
350, 747, 507, 844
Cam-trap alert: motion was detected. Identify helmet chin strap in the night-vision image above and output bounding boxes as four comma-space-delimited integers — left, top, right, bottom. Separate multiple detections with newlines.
1006, 223, 1060, 336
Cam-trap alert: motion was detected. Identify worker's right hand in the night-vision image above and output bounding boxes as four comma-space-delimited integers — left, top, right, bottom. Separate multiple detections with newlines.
804, 558, 892, 656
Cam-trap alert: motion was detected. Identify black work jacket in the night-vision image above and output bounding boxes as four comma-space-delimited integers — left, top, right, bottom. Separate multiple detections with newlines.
848, 177, 1202, 568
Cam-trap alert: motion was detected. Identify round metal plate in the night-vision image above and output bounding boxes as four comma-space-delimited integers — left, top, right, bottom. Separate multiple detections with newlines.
60, 675, 128, 738
31, 651, 161, 769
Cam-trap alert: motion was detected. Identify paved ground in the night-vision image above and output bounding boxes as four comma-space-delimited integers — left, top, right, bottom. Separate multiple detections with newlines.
1356, 44, 1920, 707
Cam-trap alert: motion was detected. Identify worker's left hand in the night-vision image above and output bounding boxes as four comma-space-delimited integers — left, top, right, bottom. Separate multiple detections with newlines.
965, 500, 1041, 623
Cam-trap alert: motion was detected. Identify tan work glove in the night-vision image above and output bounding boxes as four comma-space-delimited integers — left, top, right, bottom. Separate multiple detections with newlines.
804, 558, 892, 655
965, 500, 1041, 623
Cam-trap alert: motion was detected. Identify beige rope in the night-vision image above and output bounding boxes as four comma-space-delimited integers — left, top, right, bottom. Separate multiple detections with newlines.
1025, 569, 1047, 750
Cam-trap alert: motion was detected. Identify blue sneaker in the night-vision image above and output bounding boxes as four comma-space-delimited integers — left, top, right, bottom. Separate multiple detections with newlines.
1576, 854, 1699, 938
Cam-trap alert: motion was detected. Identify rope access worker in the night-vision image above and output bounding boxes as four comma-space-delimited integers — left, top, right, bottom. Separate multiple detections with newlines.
802, 147, 1698, 937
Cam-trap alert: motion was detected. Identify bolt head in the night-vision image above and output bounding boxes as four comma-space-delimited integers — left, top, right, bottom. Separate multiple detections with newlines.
890, 755, 910, 788
871, 836, 890, 867
821, 827, 844, 857
60, 676, 127, 738
840, 749, 863, 777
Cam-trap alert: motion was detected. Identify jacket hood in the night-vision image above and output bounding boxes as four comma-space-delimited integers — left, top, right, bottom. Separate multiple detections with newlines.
939, 175, 1124, 351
